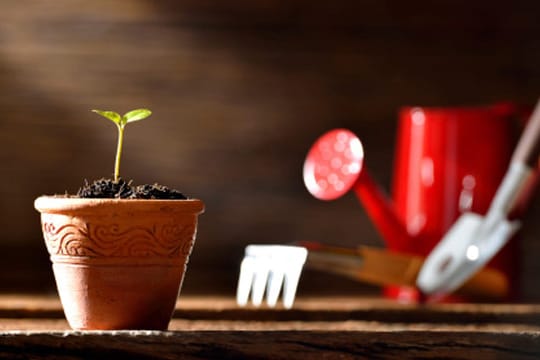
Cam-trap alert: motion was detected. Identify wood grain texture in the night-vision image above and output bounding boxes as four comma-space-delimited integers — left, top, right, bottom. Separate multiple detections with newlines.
0, 330, 539, 360
0, 296, 539, 358
0, 0, 539, 298
2, 294, 540, 327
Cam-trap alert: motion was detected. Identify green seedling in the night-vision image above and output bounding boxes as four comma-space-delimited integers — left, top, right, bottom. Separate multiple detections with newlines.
91, 108, 152, 183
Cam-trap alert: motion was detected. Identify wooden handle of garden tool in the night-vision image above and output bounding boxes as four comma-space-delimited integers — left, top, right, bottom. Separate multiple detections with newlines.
354, 247, 508, 300
300, 242, 508, 299
512, 98, 540, 167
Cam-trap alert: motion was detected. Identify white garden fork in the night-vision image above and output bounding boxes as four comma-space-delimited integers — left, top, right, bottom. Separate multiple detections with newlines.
236, 242, 508, 309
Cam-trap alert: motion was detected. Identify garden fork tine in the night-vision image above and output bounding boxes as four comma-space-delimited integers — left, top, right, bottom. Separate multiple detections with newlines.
236, 245, 307, 309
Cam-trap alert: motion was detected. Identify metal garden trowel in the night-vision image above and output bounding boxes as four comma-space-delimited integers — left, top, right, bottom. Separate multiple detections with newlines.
417, 99, 540, 298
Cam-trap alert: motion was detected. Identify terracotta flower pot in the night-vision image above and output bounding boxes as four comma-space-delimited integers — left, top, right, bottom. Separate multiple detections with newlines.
34, 196, 204, 330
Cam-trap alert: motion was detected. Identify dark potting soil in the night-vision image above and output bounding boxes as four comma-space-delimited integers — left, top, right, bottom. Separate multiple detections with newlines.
77, 178, 187, 199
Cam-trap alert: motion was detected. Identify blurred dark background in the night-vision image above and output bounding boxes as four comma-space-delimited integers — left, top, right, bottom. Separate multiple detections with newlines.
1, 0, 539, 299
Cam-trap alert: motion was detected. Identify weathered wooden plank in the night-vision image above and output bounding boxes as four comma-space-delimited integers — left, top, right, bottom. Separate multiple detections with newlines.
0, 330, 538, 359
2, 295, 540, 328
0, 296, 538, 358
2, 318, 540, 333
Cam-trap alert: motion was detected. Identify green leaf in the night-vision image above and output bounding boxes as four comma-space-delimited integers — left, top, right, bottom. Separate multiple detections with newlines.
123, 109, 152, 124
91, 110, 122, 125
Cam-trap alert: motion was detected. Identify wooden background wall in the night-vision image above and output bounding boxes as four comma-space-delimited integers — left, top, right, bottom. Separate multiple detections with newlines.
1, 0, 539, 299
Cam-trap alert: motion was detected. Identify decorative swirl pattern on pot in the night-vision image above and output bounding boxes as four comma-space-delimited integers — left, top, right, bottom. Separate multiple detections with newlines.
41, 217, 196, 258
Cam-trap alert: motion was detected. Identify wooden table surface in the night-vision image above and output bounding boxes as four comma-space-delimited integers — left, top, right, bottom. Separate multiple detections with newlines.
0, 294, 539, 359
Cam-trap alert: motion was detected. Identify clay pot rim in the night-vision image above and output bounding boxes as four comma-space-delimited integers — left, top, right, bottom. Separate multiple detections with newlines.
34, 195, 205, 215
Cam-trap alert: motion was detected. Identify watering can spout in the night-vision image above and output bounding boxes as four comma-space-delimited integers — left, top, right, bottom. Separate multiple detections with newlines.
353, 170, 412, 252
303, 129, 412, 251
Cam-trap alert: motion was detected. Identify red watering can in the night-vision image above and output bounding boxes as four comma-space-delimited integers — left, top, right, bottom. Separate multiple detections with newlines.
303, 103, 528, 302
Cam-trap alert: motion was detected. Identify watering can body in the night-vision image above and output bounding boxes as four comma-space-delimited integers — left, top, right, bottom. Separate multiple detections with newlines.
359, 103, 521, 301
